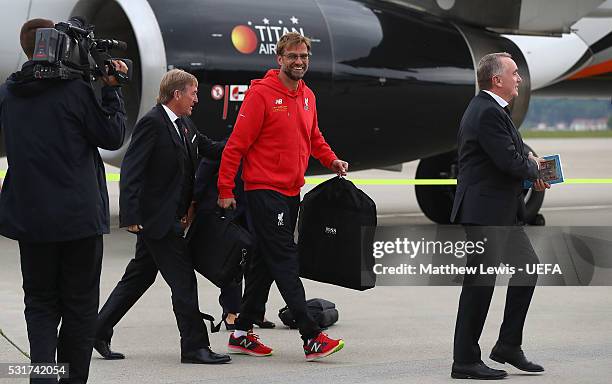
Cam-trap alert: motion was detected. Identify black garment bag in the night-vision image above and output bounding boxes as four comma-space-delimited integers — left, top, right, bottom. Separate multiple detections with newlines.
188, 156, 251, 289
187, 208, 253, 288
298, 176, 377, 290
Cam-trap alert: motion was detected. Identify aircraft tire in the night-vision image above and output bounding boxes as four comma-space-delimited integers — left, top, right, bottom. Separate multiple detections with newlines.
415, 151, 457, 224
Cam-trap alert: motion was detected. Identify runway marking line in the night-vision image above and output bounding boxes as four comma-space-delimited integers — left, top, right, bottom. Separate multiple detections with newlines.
0, 171, 611, 185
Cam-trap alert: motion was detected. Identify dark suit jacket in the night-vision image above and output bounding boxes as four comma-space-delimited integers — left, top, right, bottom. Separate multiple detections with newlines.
119, 104, 224, 239
450, 91, 539, 226
0, 61, 126, 242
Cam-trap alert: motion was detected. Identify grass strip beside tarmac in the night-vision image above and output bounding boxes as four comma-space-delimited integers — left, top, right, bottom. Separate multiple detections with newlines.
522, 130, 612, 138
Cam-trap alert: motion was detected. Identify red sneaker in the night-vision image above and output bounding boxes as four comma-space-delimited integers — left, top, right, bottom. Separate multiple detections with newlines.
228, 332, 273, 357
304, 332, 345, 361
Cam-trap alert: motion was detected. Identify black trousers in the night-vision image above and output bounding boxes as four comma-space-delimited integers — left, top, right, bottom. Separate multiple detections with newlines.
218, 269, 266, 316
453, 226, 539, 363
96, 224, 209, 352
19, 235, 103, 384
219, 282, 242, 314
219, 199, 266, 317
235, 189, 320, 340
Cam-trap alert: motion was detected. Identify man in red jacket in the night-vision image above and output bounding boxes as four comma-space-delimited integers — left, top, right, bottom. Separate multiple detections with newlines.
218, 32, 348, 361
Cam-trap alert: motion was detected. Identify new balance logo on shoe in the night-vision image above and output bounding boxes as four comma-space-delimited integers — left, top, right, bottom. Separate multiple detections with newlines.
309, 342, 322, 353
240, 339, 252, 349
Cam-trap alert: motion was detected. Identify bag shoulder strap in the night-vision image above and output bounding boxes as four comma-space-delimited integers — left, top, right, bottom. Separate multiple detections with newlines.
200, 311, 220, 333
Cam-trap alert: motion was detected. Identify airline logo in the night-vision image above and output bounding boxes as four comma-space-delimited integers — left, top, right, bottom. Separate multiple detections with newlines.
230, 85, 248, 101
231, 16, 306, 55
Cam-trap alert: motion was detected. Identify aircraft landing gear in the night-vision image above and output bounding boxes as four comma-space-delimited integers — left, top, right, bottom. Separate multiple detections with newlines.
531, 213, 546, 226
415, 151, 457, 224
415, 147, 546, 225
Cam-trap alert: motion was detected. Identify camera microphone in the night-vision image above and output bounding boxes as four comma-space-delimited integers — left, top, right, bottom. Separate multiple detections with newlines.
96, 39, 128, 51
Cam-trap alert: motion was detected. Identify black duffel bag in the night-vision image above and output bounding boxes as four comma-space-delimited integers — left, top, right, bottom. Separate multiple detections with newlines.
186, 208, 253, 288
278, 298, 339, 329
298, 176, 377, 290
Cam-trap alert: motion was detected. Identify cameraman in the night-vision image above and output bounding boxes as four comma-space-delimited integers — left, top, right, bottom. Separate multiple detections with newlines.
0, 19, 127, 383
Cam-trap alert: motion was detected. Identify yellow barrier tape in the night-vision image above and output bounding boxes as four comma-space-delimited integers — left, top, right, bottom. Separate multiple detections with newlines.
0, 170, 611, 185
305, 178, 458, 185
305, 178, 612, 185
563, 179, 612, 184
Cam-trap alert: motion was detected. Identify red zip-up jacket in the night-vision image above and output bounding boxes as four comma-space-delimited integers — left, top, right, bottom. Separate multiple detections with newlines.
218, 69, 337, 198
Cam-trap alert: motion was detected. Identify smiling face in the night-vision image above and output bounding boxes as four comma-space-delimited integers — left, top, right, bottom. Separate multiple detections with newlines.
174, 83, 198, 116
277, 42, 309, 82
493, 57, 522, 102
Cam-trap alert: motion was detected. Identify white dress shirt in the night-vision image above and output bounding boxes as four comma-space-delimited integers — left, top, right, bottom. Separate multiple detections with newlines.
162, 104, 182, 139
482, 90, 508, 108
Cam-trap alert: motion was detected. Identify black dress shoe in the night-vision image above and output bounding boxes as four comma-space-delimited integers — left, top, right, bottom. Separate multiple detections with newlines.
253, 318, 275, 329
451, 361, 507, 380
93, 339, 125, 360
181, 347, 231, 364
490, 342, 544, 373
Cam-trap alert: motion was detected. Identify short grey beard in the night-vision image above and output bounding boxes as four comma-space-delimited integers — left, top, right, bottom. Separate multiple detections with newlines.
283, 66, 306, 81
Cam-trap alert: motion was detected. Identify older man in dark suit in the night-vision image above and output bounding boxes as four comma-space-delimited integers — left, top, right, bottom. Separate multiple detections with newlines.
94, 69, 229, 364
450, 52, 550, 379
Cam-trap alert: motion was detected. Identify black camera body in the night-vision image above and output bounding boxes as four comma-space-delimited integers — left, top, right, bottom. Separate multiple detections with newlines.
32, 16, 132, 84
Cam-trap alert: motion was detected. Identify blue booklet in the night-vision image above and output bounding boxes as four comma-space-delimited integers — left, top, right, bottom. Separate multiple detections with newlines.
523, 154, 564, 189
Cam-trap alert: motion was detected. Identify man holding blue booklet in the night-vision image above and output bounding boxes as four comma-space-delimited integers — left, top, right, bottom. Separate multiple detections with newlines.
450, 52, 551, 380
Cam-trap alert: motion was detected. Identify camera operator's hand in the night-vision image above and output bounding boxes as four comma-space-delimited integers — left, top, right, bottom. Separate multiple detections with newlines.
102, 59, 128, 87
